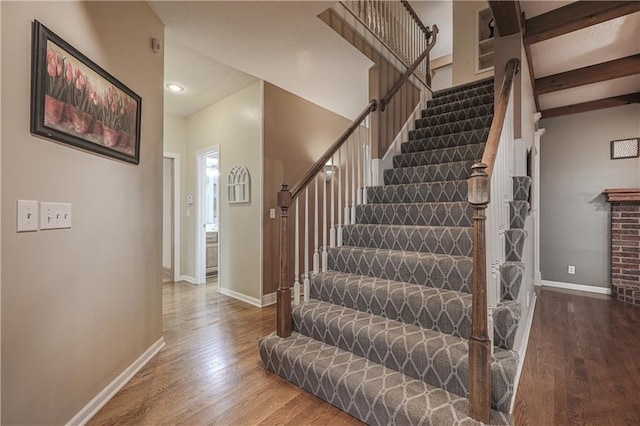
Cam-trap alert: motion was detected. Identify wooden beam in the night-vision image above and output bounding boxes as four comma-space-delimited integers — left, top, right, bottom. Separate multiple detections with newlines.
525, 1, 640, 45
488, 1, 522, 36
541, 92, 640, 118
535, 55, 640, 95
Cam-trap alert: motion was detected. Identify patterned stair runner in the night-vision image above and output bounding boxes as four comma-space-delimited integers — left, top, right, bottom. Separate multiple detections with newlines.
260, 78, 532, 425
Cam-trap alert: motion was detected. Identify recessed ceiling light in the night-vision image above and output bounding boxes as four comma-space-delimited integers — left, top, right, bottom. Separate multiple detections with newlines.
166, 83, 184, 92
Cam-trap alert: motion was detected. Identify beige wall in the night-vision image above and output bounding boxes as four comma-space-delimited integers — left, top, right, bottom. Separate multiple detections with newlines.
1, 2, 164, 424
186, 82, 263, 301
262, 82, 352, 295
540, 105, 640, 288
452, 1, 493, 86
164, 113, 187, 275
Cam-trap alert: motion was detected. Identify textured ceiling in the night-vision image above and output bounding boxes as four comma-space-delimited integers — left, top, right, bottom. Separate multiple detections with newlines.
164, 37, 258, 117
520, 0, 575, 19
150, 1, 373, 120
531, 12, 640, 78
539, 74, 640, 110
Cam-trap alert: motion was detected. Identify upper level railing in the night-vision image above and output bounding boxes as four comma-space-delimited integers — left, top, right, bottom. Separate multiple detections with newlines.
275, 25, 438, 338
467, 58, 520, 422
341, 0, 433, 87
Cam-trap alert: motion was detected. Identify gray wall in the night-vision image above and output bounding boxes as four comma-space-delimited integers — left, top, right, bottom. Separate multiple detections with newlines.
540, 104, 640, 288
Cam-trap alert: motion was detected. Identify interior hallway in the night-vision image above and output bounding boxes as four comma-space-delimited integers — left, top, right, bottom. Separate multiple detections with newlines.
89, 283, 640, 425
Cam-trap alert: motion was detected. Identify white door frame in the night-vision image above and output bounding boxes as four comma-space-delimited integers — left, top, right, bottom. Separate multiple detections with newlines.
196, 146, 221, 285
163, 152, 182, 282
533, 127, 545, 286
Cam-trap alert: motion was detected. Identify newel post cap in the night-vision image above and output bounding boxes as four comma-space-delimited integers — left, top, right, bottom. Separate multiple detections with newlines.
468, 163, 490, 206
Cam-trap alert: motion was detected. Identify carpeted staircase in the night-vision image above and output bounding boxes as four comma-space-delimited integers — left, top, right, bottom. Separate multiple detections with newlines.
260, 78, 532, 425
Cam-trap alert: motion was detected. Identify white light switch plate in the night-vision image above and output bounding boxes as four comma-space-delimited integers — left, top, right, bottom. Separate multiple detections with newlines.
40, 202, 72, 230
17, 200, 39, 232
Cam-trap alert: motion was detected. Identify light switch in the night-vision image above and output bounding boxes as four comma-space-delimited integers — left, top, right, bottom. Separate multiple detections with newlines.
17, 200, 39, 232
40, 202, 72, 230
269, 208, 276, 219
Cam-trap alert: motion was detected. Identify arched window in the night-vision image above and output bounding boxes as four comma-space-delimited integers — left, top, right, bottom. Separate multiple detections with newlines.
227, 165, 250, 203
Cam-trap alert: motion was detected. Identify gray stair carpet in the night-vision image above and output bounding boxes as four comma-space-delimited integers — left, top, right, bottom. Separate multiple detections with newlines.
260, 79, 533, 425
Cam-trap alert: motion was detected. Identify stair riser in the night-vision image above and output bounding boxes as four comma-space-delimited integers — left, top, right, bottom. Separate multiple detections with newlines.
510, 201, 529, 229
409, 115, 493, 140
384, 161, 474, 185
416, 104, 493, 128
342, 224, 473, 256
505, 230, 527, 262
293, 303, 517, 412
423, 94, 494, 117
501, 262, 524, 301
356, 203, 474, 227
328, 247, 473, 293
394, 144, 485, 168
513, 176, 532, 201
434, 79, 493, 97
401, 129, 489, 154
259, 332, 512, 425
494, 302, 522, 350
368, 181, 468, 204
429, 85, 494, 107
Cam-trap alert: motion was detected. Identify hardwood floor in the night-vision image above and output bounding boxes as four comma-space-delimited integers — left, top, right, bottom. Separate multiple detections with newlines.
88, 282, 361, 425
514, 287, 640, 425
90, 283, 640, 425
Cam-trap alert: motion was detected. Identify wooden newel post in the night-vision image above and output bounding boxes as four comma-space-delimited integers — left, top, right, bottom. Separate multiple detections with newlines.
467, 163, 491, 423
277, 184, 292, 338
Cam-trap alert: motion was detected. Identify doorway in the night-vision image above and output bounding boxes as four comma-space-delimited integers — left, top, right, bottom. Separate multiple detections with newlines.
196, 147, 220, 285
163, 152, 181, 283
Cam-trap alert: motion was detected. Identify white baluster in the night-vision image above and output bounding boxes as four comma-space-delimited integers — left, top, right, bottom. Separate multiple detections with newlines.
330, 155, 336, 248
344, 136, 351, 226
338, 147, 343, 247
304, 188, 310, 302
351, 133, 357, 224
357, 126, 362, 205
322, 163, 328, 272
294, 198, 300, 305
313, 175, 319, 274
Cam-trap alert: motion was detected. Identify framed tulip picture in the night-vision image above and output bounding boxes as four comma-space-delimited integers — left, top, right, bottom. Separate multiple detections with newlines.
30, 20, 142, 164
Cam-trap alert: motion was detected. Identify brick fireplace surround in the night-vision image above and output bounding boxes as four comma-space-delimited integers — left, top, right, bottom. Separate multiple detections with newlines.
605, 188, 640, 306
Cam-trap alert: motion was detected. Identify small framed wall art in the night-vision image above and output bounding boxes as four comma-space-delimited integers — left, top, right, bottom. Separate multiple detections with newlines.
610, 138, 639, 160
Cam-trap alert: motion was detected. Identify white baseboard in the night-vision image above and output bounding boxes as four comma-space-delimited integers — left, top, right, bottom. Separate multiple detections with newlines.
261, 292, 277, 307
510, 293, 537, 414
178, 275, 198, 284
218, 287, 262, 308
66, 337, 165, 426
534, 271, 542, 286
541, 280, 611, 295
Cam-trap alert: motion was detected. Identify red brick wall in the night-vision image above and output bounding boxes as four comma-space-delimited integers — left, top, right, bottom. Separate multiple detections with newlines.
611, 202, 640, 305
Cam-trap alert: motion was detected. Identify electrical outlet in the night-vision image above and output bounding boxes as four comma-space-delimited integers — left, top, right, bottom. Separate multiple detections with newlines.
568, 265, 575, 275
40, 202, 72, 230
17, 200, 39, 232
270, 208, 276, 219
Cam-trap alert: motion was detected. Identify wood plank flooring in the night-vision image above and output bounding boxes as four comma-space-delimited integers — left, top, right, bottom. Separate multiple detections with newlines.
90, 283, 640, 425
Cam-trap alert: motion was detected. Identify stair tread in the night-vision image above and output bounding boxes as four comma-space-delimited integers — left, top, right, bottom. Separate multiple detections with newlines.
356, 202, 473, 227
416, 104, 494, 128
410, 115, 494, 138
402, 129, 490, 154
368, 180, 469, 204
394, 143, 485, 168
384, 160, 475, 185
259, 331, 512, 425
423, 92, 494, 116
311, 270, 522, 350
293, 300, 518, 412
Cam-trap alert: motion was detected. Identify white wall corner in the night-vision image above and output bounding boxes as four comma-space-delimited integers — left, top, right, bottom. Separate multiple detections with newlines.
178, 275, 198, 285
66, 337, 165, 426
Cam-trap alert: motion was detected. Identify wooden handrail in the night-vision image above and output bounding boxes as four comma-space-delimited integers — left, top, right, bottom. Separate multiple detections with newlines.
379, 25, 439, 111
467, 57, 520, 423
400, 0, 432, 38
480, 58, 520, 176
289, 100, 377, 201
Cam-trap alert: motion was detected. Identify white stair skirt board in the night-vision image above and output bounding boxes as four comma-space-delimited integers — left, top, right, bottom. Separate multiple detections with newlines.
218, 287, 262, 308
541, 280, 611, 295
66, 337, 165, 426
509, 293, 537, 414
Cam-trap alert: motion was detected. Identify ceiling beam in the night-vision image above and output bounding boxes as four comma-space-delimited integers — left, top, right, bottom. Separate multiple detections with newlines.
541, 92, 640, 118
488, 1, 522, 37
535, 54, 640, 95
525, 1, 640, 45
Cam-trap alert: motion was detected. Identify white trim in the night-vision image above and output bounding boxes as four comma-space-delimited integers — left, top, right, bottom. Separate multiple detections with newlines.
510, 293, 537, 414
541, 280, 611, 295
259, 80, 265, 302
261, 292, 277, 307
163, 152, 181, 282
178, 275, 198, 285
218, 287, 262, 308
196, 146, 221, 285
533, 128, 544, 287
66, 337, 165, 426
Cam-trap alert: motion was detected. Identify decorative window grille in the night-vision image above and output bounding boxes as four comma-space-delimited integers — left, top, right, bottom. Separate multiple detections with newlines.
227, 165, 250, 203
611, 138, 639, 160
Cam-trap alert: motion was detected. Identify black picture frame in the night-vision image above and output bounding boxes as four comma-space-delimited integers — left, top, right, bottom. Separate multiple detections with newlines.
30, 20, 142, 165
